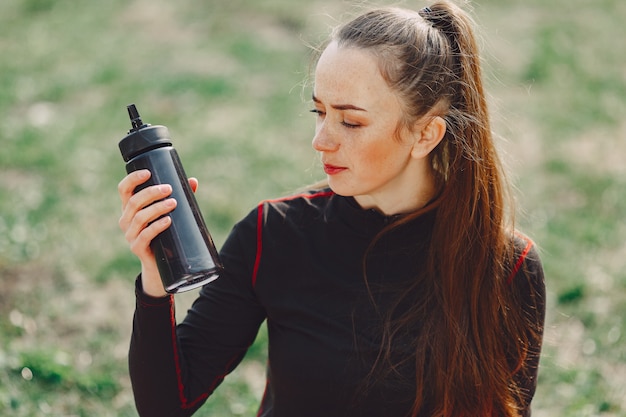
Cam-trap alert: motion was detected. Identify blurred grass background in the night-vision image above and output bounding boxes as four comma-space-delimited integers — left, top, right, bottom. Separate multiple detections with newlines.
0, 0, 624, 416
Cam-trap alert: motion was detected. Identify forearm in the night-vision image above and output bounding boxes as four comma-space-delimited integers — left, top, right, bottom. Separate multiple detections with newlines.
128, 208, 267, 416
128, 270, 266, 417
129, 278, 202, 417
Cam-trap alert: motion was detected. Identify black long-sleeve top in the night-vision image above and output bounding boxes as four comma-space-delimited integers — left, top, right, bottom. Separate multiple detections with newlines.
129, 190, 545, 417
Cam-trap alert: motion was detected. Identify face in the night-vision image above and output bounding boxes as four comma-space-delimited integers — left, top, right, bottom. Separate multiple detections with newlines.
312, 42, 431, 214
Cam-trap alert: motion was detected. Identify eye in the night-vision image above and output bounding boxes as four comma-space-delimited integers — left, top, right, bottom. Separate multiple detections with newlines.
341, 120, 360, 129
310, 109, 360, 128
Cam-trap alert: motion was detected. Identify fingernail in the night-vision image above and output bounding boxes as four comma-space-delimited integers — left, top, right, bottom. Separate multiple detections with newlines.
138, 170, 150, 179
159, 184, 171, 194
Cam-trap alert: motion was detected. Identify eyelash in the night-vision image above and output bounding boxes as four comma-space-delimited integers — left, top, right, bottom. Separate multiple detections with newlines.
309, 109, 360, 129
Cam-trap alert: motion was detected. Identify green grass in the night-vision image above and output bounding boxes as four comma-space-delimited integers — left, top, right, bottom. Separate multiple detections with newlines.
1, 0, 625, 415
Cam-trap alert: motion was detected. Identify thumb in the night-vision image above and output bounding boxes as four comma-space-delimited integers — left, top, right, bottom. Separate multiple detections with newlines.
188, 177, 199, 193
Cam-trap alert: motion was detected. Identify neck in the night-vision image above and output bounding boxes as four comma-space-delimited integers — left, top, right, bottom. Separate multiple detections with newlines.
354, 171, 437, 216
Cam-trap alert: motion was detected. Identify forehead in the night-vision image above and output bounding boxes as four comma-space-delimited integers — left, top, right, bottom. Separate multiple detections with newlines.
314, 42, 400, 108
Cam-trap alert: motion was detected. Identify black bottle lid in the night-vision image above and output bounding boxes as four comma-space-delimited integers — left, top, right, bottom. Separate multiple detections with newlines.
119, 104, 173, 162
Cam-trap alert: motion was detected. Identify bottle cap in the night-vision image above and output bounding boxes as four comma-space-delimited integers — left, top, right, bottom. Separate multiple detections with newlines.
119, 104, 173, 162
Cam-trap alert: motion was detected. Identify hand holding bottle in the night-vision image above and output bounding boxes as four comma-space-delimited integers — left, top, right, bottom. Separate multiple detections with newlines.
117, 105, 221, 295
118, 170, 198, 297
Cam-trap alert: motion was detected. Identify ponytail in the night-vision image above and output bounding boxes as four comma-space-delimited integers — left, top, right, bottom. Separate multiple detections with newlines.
330, 2, 534, 416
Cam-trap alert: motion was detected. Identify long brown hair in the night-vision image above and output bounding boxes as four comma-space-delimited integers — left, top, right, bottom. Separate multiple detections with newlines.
328, 2, 535, 416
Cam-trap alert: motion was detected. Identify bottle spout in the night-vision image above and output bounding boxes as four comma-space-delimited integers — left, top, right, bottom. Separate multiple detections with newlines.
127, 104, 148, 132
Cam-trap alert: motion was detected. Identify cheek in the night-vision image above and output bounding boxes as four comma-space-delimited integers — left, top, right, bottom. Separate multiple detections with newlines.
353, 141, 392, 173
364, 129, 401, 160
366, 143, 388, 164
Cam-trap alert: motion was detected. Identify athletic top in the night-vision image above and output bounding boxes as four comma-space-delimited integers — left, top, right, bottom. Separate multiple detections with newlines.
129, 190, 545, 417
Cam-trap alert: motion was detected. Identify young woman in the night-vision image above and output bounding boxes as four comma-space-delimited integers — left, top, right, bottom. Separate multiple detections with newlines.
118, 2, 545, 416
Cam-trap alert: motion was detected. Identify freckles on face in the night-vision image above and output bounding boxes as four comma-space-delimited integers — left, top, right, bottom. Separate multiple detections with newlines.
312, 42, 418, 200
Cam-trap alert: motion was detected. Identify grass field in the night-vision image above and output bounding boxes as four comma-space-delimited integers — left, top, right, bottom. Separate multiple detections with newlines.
1, 0, 625, 416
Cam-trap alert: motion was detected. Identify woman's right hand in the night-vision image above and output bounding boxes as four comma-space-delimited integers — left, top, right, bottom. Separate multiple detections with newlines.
118, 169, 177, 297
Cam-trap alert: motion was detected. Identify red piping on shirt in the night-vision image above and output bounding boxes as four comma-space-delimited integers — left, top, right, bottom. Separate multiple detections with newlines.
256, 372, 271, 417
168, 192, 334, 410
169, 296, 189, 408
169, 295, 238, 410
251, 190, 334, 288
507, 232, 536, 376
252, 206, 264, 288
507, 233, 534, 285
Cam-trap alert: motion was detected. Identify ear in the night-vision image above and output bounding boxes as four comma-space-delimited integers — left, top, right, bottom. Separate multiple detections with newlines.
410, 116, 446, 159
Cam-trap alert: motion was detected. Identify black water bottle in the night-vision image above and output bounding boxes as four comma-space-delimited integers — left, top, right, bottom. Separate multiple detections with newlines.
119, 104, 222, 293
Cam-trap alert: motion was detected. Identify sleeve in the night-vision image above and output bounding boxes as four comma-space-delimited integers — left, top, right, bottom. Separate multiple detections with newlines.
128, 208, 267, 417
508, 241, 546, 417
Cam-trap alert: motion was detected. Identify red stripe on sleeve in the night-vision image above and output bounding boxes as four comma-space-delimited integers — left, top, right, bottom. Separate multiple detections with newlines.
507, 233, 534, 285
170, 294, 237, 410
252, 202, 265, 288
170, 295, 189, 408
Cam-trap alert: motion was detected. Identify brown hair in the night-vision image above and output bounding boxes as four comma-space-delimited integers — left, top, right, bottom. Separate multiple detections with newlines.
328, 2, 536, 416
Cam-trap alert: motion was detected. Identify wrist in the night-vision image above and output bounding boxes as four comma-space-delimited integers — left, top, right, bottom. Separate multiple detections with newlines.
140, 262, 168, 298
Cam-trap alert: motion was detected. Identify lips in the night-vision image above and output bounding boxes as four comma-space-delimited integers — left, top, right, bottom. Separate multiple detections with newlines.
323, 163, 347, 175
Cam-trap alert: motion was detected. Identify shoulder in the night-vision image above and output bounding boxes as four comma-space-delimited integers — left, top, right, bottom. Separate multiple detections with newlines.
508, 232, 546, 312
508, 233, 542, 284
260, 188, 334, 210
227, 188, 335, 243
256, 188, 335, 223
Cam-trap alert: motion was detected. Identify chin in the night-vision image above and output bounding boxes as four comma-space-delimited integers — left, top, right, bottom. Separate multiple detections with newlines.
329, 188, 367, 205
326, 181, 354, 197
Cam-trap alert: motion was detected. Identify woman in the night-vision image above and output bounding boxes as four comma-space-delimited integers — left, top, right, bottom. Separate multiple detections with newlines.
118, 2, 545, 416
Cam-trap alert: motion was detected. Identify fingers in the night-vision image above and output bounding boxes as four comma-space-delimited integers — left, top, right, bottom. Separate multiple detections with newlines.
121, 196, 177, 260
119, 184, 175, 233
128, 213, 172, 258
118, 170, 178, 261
124, 195, 176, 237
118, 170, 151, 209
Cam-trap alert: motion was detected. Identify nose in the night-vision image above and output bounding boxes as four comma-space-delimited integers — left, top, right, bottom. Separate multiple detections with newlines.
312, 121, 339, 152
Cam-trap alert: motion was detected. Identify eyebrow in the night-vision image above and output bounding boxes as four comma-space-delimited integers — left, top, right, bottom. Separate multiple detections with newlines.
312, 94, 367, 112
